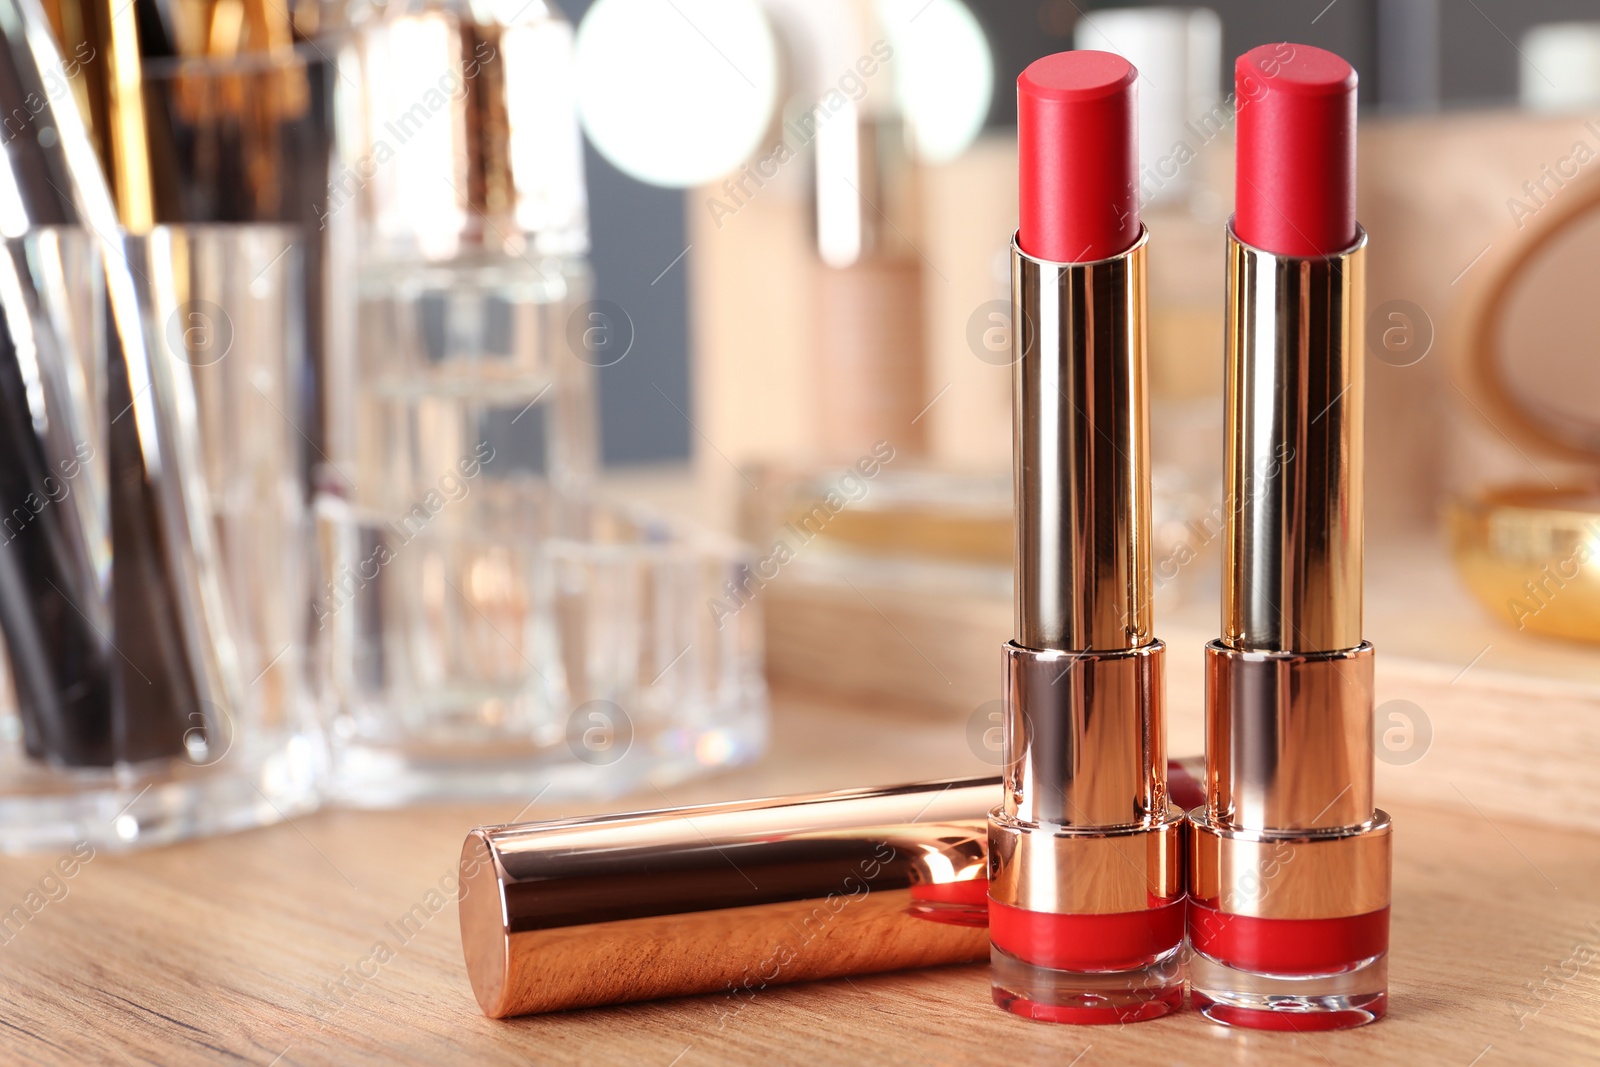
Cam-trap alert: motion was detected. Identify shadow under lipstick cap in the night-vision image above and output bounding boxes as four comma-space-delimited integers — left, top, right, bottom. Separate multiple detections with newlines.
458, 778, 992, 1017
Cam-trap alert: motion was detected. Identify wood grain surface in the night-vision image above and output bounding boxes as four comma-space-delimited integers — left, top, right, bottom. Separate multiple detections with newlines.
0, 687, 1593, 1066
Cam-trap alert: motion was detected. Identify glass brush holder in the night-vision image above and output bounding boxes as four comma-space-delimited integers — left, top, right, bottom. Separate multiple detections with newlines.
0, 225, 322, 851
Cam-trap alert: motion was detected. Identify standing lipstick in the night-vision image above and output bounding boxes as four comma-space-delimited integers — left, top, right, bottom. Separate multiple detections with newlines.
1186, 44, 1392, 1030
989, 51, 1185, 1025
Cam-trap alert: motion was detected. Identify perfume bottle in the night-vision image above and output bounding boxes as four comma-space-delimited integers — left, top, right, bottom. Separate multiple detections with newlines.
324, 0, 765, 803
327, 0, 588, 779
344, 0, 594, 503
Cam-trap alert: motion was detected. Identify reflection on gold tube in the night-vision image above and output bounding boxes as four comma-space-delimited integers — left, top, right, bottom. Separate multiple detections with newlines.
1011, 232, 1152, 653
459, 777, 995, 1018
1221, 226, 1366, 654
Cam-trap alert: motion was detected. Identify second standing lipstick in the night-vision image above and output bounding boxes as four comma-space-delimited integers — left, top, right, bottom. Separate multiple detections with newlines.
989, 51, 1184, 1026
1186, 43, 1392, 1031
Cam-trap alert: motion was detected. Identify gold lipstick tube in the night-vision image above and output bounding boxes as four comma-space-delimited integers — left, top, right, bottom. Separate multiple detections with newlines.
459, 777, 993, 1018
1186, 224, 1393, 1029
988, 230, 1186, 1024
456, 758, 1206, 1018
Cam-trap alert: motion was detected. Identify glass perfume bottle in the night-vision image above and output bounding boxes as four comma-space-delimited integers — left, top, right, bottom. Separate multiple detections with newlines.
323, 0, 765, 803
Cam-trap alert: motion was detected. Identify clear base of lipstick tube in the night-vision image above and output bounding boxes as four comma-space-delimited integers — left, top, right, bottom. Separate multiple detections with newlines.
1188, 948, 1388, 1030
989, 943, 1184, 1025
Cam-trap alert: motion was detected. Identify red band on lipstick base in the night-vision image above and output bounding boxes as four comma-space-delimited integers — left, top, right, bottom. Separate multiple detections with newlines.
1188, 901, 1389, 975
990, 898, 1185, 972
1188, 902, 1390, 1030
987, 898, 1185, 1025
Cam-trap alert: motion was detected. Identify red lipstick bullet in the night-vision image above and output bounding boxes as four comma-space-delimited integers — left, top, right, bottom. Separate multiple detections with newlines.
1017, 51, 1139, 263
1233, 43, 1358, 257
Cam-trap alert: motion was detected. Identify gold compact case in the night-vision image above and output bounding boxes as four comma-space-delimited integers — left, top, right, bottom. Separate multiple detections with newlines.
1450, 171, 1600, 644
1451, 487, 1600, 642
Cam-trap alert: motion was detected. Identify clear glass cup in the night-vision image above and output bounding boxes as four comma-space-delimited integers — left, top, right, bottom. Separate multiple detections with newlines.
0, 225, 322, 851
316, 490, 769, 805
145, 224, 322, 771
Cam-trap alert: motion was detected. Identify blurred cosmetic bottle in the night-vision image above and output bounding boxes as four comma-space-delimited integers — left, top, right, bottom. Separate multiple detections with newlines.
322, 0, 765, 804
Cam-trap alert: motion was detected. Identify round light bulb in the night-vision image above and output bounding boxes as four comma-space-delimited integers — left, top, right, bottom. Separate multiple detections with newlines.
876, 0, 993, 163
575, 0, 780, 188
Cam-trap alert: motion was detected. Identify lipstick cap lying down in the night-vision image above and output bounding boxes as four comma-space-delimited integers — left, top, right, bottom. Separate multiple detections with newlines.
458, 777, 994, 1018
458, 760, 1204, 1017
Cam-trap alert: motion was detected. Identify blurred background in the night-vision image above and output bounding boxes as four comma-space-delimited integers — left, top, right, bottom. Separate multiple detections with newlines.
588, 0, 1600, 468
0, 0, 1595, 849
0, 5, 1596, 1061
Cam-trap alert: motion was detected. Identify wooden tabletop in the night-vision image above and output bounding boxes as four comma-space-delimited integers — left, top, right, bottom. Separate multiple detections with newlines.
0, 687, 1594, 1066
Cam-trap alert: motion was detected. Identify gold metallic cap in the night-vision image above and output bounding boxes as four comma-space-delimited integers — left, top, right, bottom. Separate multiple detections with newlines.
348, 1, 588, 260
458, 777, 993, 1018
